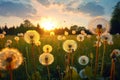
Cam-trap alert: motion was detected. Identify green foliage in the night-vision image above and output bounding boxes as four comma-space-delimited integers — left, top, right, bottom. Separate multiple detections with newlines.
110, 1, 120, 34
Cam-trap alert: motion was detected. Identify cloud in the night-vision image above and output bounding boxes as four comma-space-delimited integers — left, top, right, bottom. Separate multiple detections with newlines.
37, 0, 50, 6
0, 1, 36, 18
78, 2, 105, 16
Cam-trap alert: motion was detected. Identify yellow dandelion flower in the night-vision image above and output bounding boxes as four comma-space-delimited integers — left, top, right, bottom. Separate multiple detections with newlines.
0, 48, 23, 70
24, 30, 40, 44
72, 30, 76, 34
88, 17, 110, 35
78, 55, 89, 65
50, 31, 55, 36
14, 36, 19, 42
35, 41, 41, 46
43, 44, 53, 53
0, 34, 5, 39
64, 31, 69, 36
39, 53, 54, 66
63, 40, 77, 53
77, 34, 84, 42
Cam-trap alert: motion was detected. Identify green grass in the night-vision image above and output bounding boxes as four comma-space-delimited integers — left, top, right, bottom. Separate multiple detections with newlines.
0, 34, 120, 80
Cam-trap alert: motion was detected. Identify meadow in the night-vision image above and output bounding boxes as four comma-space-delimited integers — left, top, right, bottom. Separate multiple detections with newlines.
0, 34, 120, 80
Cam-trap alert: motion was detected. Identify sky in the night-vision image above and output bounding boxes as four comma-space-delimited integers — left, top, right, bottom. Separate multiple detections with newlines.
0, 0, 119, 29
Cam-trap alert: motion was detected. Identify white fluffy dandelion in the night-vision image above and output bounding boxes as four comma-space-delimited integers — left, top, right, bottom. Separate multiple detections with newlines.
63, 40, 77, 53
78, 56, 89, 65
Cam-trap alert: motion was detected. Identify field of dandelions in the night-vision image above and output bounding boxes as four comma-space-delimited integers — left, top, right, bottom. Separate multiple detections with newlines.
0, 17, 120, 80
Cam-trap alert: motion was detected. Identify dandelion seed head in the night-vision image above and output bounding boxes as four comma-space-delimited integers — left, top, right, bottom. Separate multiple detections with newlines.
63, 40, 77, 53
64, 31, 69, 36
24, 30, 40, 44
78, 55, 89, 65
14, 36, 19, 42
39, 53, 54, 66
77, 34, 84, 42
43, 44, 53, 53
0, 48, 23, 70
0, 34, 5, 39
88, 17, 110, 35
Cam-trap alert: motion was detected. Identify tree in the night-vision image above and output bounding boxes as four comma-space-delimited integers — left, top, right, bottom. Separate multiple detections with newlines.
110, 2, 120, 34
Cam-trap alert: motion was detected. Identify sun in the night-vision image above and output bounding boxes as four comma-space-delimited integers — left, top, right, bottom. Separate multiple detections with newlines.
40, 17, 57, 31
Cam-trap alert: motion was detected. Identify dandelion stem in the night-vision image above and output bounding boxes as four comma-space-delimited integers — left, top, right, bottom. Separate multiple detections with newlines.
47, 65, 50, 80
100, 42, 106, 76
110, 59, 115, 80
94, 34, 100, 77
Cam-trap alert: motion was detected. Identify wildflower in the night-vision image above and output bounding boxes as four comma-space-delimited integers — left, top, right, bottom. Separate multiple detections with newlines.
88, 17, 110, 35
24, 30, 40, 44
0, 48, 23, 70
63, 40, 77, 53
77, 34, 84, 42
78, 55, 89, 65
14, 36, 19, 42
50, 32, 55, 36
39, 53, 54, 66
43, 44, 53, 53
79, 69, 87, 79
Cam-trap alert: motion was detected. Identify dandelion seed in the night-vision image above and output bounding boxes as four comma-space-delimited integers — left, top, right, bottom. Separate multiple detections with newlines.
24, 30, 40, 44
43, 44, 53, 53
77, 34, 84, 42
7, 40, 12, 44
17, 33, 24, 37
78, 56, 89, 65
63, 40, 77, 53
2, 31, 6, 35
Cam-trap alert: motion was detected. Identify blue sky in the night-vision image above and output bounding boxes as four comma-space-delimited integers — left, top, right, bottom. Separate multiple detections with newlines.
0, 0, 119, 28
